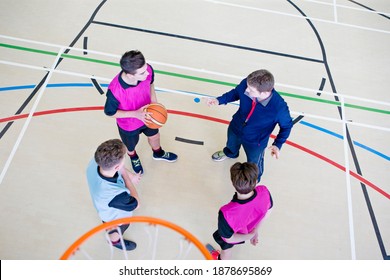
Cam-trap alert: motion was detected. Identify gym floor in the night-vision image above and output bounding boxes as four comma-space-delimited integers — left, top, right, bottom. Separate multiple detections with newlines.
0, 0, 389, 260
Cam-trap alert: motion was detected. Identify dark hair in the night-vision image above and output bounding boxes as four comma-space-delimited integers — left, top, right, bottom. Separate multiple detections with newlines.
230, 162, 258, 194
247, 69, 274, 92
120, 50, 146, 74
94, 139, 126, 170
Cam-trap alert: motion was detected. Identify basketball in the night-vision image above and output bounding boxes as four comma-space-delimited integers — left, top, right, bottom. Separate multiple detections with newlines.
144, 103, 168, 129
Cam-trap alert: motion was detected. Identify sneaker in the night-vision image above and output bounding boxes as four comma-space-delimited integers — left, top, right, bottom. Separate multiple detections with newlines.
206, 243, 220, 260
130, 156, 144, 174
212, 150, 228, 162
153, 151, 178, 162
112, 239, 137, 251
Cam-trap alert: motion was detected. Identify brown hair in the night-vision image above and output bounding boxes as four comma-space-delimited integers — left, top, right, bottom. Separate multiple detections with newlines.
94, 139, 126, 170
247, 69, 274, 92
230, 162, 259, 194
120, 50, 146, 74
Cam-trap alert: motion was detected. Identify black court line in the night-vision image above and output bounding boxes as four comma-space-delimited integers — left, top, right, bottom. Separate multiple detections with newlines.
0, 0, 108, 140
292, 115, 304, 125
91, 78, 105, 95
83, 37, 88, 55
294, 77, 327, 125
316, 77, 326, 96
0, 72, 49, 139
84, 36, 105, 95
175, 136, 204, 145
289, 0, 388, 259
91, 20, 323, 64
348, 0, 390, 20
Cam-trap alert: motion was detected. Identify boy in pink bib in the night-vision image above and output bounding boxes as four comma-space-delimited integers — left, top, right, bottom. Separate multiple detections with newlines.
104, 50, 178, 174
211, 162, 273, 260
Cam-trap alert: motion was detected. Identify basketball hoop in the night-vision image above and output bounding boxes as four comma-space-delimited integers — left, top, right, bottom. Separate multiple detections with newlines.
60, 216, 213, 260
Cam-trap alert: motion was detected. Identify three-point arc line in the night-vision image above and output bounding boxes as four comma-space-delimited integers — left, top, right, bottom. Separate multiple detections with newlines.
0, 106, 388, 200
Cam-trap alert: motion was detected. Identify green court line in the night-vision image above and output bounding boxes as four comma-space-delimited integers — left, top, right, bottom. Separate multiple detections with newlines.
61, 53, 118, 66
0, 43, 58, 56
278, 91, 389, 114
1, 42, 389, 115
153, 69, 236, 87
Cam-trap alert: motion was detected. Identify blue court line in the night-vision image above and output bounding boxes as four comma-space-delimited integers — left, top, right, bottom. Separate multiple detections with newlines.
0, 83, 109, 91
1, 83, 389, 161
299, 121, 390, 161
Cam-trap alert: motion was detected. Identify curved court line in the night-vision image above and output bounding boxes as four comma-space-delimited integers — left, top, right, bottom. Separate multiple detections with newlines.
0, 106, 388, 200
1, 42, 389, 115
347, 0, 390, 19
0, 34, 390, 106
1, 83, 389, 161
299, 121, 390, 161
205, 0, 390, 34
309, 0, 390, 18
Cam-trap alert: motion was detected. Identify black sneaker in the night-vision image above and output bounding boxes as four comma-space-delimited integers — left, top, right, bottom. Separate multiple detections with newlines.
112, 239, 137, 251
130, 156, 144, 174
153, 151, 178, 162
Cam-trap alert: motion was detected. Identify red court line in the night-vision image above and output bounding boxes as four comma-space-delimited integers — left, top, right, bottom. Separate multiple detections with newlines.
1, 106, 389, 200
284, 139, 390, 199
0, 106, 103, 122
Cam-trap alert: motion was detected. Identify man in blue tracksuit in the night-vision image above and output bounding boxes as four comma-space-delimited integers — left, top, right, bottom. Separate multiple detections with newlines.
206, 69, 293, 182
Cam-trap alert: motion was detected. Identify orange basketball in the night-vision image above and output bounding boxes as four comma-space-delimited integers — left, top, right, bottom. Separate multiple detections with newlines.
144, 103, 168, 129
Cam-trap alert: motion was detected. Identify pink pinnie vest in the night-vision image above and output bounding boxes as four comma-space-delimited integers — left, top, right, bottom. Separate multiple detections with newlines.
220, 185, 271, 242
108, 64, 153, 131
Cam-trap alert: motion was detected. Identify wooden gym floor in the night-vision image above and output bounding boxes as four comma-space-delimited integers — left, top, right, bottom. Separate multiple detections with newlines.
0, 0, 389, 260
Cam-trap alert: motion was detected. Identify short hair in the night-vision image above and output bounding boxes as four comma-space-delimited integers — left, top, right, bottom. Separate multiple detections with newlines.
94, 139, 126, 170
230, 162, 259, 194
247, 69, 274, 92
120, 50, 146, 74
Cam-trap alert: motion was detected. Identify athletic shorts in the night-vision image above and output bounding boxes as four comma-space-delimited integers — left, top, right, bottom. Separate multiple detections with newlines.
118, 125, 159, 151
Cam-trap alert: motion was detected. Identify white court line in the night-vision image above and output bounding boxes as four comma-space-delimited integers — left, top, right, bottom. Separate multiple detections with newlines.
340, 95, 356, 260
148, 61, 390, 107
1, 59, 389, 132
157, 87, 390, 132
0, 51, 387, 260
204, 0, 390, 34
0, 49, 64, 185
277, 83, 390, 107
0, 34, 121, 59
304, 0, 390, 16
0, 60, 111, 83
2, 34, 390, 107
333, 0, 338, 23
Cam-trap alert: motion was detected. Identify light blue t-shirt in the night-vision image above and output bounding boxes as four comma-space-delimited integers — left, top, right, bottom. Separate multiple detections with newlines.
86, 159, 136, 222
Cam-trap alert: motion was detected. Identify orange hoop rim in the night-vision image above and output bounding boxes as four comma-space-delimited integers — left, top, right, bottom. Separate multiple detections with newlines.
60, 216, 213, 260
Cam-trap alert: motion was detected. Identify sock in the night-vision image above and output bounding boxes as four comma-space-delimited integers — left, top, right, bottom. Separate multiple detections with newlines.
111, 239, 120, 245
128, 151, 138, 158
152, 147, 164, 157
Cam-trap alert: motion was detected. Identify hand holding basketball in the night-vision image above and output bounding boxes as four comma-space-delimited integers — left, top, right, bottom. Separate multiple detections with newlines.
143, 103, 168, 129
136, 105, 150, 123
